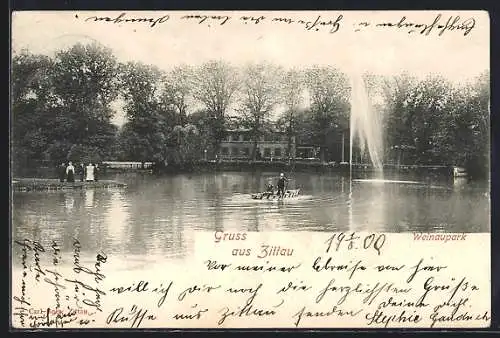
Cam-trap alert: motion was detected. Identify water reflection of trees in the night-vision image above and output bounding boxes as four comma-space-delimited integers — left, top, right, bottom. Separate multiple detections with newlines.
13, 183, 191, 261
381, 183, 489, 233
124, 177, 187, 258
104, 191, 130, 255
12, 173, 490, 267
68, 189, 110, 254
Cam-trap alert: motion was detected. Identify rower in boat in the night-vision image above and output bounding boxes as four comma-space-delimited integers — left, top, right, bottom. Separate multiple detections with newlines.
264, 179, 275, 199
277, 173, 289, 198
266, 179, 274, 193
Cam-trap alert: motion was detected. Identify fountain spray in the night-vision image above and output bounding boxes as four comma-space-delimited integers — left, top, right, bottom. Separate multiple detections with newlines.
349, 72, 384, 175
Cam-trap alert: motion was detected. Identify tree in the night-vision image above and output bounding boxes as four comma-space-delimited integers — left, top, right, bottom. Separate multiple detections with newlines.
11, 51, 57, 172
381, 70, 489, 176
119, 61, 169, 165
466, 71, 490, 177
163, 65, 193, 126
11, 43, 120, 173
383, 74, 453, 165
304, 66, 350, 161
169, 124, 201, 165
238, 62, 283, 160
409, 76, 453, 164
192, 60, 239, 156
381, 73, 419, 164
441, 71, 490, 176
187, 109, 214, 159
51, 42, 120, 162
12, 51, 54, 103
280, 68, 304, 158
288, 108, 315, 143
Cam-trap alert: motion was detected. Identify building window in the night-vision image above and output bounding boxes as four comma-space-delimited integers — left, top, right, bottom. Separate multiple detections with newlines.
243, 147, 250, 155
226, 135, 232, 142
274, 148, 282, 157
239, 134, 244, 141
221, 147, 229, 155
264, 148, 271, 157
232, 147, 238, 156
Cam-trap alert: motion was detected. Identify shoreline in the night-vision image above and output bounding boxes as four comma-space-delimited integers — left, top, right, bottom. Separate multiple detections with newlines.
11, 178, 127, 192
151, 161, 459, 176
14, 161, 468, 180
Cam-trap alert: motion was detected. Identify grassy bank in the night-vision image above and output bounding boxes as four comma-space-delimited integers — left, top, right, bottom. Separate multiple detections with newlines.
12, 178, 127, 192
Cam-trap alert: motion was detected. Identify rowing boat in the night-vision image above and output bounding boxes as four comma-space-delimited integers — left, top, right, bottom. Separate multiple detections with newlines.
251, 189, 300, 200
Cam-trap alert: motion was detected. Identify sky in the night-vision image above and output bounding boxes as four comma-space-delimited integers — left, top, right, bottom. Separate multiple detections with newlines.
12, 10, 489, 126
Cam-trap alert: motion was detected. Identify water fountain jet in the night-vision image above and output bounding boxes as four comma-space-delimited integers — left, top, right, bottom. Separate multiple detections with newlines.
349, 73, 384, 175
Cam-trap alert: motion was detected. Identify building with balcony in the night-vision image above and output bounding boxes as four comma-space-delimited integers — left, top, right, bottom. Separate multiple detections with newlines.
219, 128, 319, 160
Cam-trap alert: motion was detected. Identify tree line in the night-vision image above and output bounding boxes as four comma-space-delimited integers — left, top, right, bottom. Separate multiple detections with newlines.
11, 42, 490, 177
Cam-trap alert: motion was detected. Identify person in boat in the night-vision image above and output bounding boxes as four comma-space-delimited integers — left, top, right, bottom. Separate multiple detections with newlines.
66, 161, 75, 183
265, 179, 274, 193
277, 173, 288, 198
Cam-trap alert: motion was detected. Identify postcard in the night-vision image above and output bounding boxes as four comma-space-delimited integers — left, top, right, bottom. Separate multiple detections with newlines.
10, 10, 490, 329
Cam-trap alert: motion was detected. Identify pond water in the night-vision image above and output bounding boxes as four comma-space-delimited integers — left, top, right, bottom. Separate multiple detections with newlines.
12, 171, 490, 263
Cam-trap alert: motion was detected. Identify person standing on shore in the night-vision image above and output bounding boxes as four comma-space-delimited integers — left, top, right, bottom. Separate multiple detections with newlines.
86, 163, 95, 182
79, 163, 85, 182
58, 162, 66, 182
66, 161, 75, 183
94, 163, 99, 182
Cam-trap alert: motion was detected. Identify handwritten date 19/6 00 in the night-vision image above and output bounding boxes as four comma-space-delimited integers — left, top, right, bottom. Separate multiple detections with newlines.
324, 232, 386, 255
